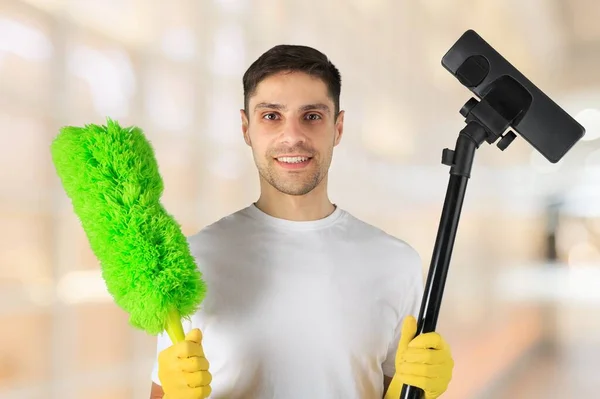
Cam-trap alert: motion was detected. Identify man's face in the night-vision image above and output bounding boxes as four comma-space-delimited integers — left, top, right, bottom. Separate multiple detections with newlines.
241, 71, 344, 196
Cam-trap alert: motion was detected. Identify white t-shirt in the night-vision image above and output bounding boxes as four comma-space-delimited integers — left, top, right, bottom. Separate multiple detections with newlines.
151, 204, 423, 399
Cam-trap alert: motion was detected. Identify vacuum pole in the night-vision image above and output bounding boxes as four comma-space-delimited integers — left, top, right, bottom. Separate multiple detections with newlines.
400, 121, 488, 399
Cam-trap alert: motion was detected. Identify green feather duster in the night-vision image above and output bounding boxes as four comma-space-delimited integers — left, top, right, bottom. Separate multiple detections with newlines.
50, 118, 206, 343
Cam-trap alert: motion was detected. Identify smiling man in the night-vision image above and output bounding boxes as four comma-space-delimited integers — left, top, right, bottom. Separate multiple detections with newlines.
150, 45, 454, 399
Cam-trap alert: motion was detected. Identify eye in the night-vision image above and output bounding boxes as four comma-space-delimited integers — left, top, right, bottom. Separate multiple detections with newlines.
305, 113, 322, 121
262, 113, 279, 120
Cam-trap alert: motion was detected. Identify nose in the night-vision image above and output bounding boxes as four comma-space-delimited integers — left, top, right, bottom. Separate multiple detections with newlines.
279, 117, 307, 145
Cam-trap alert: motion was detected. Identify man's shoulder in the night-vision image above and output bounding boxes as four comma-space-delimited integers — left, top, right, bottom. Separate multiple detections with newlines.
341, 209, 422, 270
343, 210, 418, 250
186, 206, 254, 250
341, 210, 423, 287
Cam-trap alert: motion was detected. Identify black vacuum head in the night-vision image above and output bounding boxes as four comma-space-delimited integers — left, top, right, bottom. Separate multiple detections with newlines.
442, 29, 585, 163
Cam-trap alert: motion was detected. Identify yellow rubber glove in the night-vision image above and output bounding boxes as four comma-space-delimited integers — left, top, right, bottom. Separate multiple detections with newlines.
384, 316, 454, 399
158, 328, 212, 399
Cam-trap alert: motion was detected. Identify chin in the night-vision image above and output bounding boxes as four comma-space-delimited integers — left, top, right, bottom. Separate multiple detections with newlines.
278, 187, 315, 196
275, 179, 322, 196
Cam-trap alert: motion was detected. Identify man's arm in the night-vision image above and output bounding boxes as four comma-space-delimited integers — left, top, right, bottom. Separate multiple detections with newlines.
383, 375, 392, 397
150, 382, 164, 399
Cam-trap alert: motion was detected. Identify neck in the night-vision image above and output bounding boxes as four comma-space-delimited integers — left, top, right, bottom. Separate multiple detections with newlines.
255, 177, 335, 221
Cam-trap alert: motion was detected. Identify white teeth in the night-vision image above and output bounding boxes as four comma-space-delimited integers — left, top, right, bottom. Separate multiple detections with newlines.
277, 156, 309, 163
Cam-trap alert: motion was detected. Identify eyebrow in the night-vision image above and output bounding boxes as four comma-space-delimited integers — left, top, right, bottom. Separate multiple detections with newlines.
254, 102, 331, 115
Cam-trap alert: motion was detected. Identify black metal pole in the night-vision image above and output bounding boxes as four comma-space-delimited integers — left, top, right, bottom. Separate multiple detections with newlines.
400, 121, 488, 399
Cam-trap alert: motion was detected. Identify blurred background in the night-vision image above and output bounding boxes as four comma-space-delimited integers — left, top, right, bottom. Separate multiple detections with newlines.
1, 0, 600, 398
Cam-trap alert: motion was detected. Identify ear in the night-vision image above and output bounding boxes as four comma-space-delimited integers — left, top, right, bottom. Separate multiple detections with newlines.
240, 109, 251, 146
333, 110, 345, 146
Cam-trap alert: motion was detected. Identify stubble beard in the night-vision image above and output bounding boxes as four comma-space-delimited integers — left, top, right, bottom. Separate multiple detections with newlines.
258, 158, 324, 196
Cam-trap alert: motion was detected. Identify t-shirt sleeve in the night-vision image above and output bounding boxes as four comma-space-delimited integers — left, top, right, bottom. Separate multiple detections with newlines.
151, 318, 195, 385
381, 250, 424, 377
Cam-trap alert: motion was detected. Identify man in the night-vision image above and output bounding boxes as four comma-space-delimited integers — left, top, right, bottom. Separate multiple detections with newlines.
150, 44, 453, 399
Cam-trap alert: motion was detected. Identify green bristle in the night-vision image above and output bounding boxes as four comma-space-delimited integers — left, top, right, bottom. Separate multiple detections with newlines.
50, 118, 206, 336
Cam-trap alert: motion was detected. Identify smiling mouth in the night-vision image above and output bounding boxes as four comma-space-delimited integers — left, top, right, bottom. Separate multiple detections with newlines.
275, 156, 312, 164
274, 156, 313, 169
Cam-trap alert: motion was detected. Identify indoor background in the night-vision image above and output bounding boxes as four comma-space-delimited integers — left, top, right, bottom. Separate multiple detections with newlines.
1, 0, 599, 398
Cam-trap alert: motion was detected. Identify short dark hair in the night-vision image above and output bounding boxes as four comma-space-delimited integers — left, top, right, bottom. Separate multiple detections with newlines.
242, 44, 342, 118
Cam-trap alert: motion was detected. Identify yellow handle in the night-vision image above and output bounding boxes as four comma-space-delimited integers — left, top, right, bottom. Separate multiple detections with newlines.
164, 307, 185, 344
